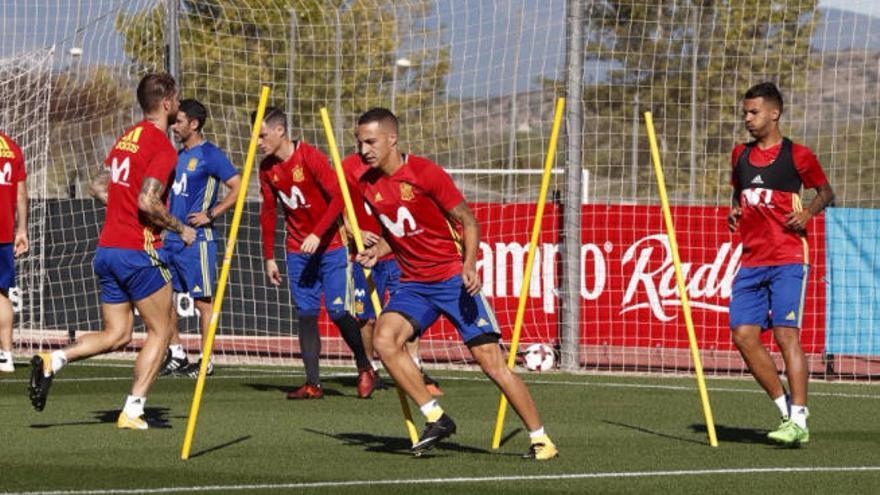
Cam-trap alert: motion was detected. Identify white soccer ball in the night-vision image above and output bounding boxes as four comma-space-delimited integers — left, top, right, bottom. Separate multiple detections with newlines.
522, 343, 555, 372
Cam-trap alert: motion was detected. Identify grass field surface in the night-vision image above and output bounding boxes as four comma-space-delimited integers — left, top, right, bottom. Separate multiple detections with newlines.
2, 361, 878, 494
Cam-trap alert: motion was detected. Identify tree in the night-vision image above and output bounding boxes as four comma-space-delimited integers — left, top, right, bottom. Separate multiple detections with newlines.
116, 0, 456, 195
569, 1, 819, 204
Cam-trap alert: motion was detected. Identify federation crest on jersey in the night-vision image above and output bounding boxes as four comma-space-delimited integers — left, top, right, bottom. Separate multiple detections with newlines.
292, 165, 305, 182
400, 182, 414, 201
187, 158, 198, 171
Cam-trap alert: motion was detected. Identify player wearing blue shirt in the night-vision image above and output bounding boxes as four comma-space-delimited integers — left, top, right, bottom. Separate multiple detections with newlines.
161, 99, 241, 377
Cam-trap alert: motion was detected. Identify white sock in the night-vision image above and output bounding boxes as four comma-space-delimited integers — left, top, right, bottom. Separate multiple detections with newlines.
50, 350, 68, 376
371, 360, 382, 371
0, 350, 11, 359
419, 399, 439, 416
170, 344, 186, 359
123, 395, 146, 418
773, 394, 790, 418
528, 427, 546, 440
791, 405, 808, 429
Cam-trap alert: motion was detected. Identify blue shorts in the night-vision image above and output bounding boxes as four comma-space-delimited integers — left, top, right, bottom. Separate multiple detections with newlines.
162, 240, 217, 299
353, 258, 401, 320
94, 247, 171, 304
384, 275, 501, 345
729, 264, 809, 330
286, 247, 350, 318
0, 243, 13, 290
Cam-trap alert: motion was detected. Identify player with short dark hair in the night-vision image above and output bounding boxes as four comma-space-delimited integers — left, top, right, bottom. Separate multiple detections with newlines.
256, 106, 375, 399
28, 73, 196, 429
0, 130, 28, 373
728, 82, 834, 446
349, 107, 557, 459
159, 98, 241, 377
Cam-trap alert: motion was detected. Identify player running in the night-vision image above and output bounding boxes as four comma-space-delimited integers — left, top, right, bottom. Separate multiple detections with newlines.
0, 130, 28, 373
160, 98, 241, 377
348, 107, 558, 459
256, 106, 374, 399
28, 73, 195, 430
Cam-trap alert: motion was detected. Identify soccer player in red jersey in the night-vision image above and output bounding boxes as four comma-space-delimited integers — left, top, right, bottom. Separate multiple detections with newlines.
256, 107, 374, 399
349, 108, 557, 459
0, 130, 28, 373
728, 82, 834, 446
28, 73, 197, 430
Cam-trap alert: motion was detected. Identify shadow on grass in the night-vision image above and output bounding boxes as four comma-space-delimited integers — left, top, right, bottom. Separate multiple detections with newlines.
690, 423, 770, 444
602, 420, 705, 446
302, 427, 503, 458
499, 427, 524, 447
189, 435, 252, 458
30, 407, 173, 429
242, 383, 345, 397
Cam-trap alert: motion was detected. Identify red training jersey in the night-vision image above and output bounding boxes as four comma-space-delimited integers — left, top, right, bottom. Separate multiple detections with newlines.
98, 120, 177, 250
342, 154, 393, 262
0, 131, 26, 244
259, 141, 343, 259
730, 139, 828, 267
351, 154, 466, 282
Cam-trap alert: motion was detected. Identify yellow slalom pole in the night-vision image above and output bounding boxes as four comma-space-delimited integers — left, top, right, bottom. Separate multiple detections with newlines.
491, 97, 565, 449
180, 86, 271, 460
643, 111, 718, 448
318, 107, 419, 446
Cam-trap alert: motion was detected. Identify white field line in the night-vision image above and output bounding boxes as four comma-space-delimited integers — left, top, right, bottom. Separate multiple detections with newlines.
5, 466, 880, 495
2, 367, 879, 400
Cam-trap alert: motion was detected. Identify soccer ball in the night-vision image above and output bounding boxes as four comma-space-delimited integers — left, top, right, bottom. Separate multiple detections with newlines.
522, 343, 556, 372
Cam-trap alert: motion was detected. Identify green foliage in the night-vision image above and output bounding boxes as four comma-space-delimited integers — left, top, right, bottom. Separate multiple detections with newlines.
574, 1, 819, 204
116, 0, 456, 179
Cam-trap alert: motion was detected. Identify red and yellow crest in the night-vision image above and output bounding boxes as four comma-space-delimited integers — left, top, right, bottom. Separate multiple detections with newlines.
292, 165, 305, 182
400, 182, 414, 201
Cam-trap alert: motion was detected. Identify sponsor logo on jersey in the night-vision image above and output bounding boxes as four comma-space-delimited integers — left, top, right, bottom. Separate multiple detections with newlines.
115, 126, 143, 154
0, 162, 12, 185
751, 174, 764, 185
187, 158, 198, 171
0, 137, 16, 159
292, 165, 305, 182
110, 157, 131, 186
172, 173, 188, 195
279, 185, 308, 210
379, 206, 419, 237
400, 182, 414, 201
742, 187, 773, 207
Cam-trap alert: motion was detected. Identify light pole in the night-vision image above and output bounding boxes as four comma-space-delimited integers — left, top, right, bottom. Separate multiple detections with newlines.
390, 57, 411, 114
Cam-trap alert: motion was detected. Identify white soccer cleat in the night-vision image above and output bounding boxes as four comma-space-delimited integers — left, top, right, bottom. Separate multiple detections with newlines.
0, 353, 13, 373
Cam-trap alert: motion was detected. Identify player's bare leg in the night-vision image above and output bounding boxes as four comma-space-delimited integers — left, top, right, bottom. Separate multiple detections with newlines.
130, 283, 174, 397
773, 326, 807, 406
0, 289, 15, 372
469, 341, 542, 430
732, 325, 786, 399
373, 312, 431, 405
65, 302, 135, 361
406, 338, 443, 395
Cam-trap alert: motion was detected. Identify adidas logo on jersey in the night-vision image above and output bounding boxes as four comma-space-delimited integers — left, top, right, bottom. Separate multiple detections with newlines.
0, 136, 15, 159
751, 174, 764, 185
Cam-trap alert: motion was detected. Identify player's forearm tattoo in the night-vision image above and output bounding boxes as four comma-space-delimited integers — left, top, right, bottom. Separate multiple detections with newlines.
89, 168, 110, 205
139, 177, 186, 234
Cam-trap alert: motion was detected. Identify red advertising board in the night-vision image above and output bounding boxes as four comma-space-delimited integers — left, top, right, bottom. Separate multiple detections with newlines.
323, 204, 826, 354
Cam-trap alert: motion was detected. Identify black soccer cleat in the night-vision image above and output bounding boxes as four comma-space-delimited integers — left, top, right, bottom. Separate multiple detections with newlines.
175, 358, 214, 378
28, 353, 54, 412
159, 349, 189, 376
411, 413, 457, 455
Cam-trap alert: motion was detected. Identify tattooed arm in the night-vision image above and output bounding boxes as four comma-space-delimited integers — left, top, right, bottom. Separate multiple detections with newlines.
138, 177, 197, 245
